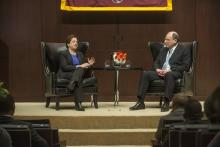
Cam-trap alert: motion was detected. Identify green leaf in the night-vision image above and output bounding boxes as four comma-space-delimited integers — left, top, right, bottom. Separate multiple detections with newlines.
0, 82, 9, 95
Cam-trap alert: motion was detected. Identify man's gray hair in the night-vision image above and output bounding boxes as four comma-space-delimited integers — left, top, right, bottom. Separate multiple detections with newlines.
171, 31, 179, 42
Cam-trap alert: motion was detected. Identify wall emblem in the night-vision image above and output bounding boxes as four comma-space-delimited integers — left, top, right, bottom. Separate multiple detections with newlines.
112, 0, 124, 4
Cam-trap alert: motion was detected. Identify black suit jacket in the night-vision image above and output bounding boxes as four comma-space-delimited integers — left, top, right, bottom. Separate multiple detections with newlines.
57, 49, 85, 79
0, 116, 49, 147
0, 126, 12, 147
153, 44, 191, 75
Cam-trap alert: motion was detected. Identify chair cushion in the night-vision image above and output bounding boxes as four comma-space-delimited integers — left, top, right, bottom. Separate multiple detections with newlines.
55, 86, 97, 95
56, 76, 97, 87
148, 79, 184, 94
150, 78, 184, 87
56, 78, 69, 87
55, 87, 71, 95
83, 86, 98, 93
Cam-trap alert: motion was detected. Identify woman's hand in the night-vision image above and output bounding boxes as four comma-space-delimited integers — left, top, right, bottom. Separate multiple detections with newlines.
80, 63, 90, 68
88, 57, 95, 65
79, 57, 95, 68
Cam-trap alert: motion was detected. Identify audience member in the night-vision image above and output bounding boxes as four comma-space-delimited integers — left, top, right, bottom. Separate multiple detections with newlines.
152, 96, 189, 147
161, 98, 203, 147
204, 86, 220, 124
204, 86, 220, 147
183, 98, 203, 123
0, 127, 12, 147
0, 93, 49, 147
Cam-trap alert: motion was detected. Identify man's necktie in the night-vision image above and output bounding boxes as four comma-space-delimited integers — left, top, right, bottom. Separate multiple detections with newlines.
162, 49, 172, 70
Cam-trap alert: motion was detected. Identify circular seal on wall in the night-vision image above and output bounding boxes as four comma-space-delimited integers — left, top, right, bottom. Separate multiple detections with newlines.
112, 0, 124, 4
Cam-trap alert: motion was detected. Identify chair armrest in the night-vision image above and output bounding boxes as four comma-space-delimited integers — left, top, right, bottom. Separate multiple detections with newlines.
90, 70, 95, 77
183, 71, 193, 91
84, 68, 96, 78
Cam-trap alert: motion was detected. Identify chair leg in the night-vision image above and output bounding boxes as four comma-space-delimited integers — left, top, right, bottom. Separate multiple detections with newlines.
55, 97, 60, 111
46, 97, 51, 108
93, 94, 98, 109
90, 95, 94, 107
159, 96, 163, 107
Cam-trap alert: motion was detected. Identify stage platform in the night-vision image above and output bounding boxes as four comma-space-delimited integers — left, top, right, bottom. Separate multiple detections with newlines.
14, 101, 204, 147
15, 102, 169, 116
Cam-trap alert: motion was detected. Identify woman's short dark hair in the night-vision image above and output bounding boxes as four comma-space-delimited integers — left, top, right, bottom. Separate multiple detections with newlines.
184, 98, 203, 120
172, 96, 190, 109
65, 34, 78, 48
204, 86, 220, 123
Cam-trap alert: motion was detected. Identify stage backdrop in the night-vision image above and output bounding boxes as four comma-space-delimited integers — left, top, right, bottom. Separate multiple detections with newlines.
1, 0, 220, 101
61, 0, 172, 11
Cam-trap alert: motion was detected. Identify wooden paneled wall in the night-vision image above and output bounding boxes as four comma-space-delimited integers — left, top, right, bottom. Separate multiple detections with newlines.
0, 0, 220, 101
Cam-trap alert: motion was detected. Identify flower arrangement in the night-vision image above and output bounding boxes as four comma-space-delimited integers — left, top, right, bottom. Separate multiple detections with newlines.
0, 82, 9, 96
112, 50, 127, 66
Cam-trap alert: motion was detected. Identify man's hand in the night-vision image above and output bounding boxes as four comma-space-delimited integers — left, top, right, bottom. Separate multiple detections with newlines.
156, 69, 164, 77
161, 70, 171, 77
156, 69, 171, 77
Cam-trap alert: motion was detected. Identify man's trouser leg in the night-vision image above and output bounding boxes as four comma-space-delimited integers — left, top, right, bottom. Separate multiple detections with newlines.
137, 70, 160, 102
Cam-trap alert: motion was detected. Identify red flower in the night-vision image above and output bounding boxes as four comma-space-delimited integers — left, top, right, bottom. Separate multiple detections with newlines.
113, 51, 127, 65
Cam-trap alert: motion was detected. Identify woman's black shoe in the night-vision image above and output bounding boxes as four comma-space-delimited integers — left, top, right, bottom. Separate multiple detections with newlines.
75, 102, 85, 111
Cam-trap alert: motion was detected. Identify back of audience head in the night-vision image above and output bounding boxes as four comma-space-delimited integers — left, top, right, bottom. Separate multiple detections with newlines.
172, 96, 190, 111
0, 93, 15, 116
204, 86, 220, 124
183, 98, 203, 121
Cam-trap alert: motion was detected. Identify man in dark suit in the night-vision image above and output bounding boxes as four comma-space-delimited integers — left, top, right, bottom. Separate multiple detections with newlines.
0, 93, 49, 147
130, 31, 191, 112
57, 34, 95, 111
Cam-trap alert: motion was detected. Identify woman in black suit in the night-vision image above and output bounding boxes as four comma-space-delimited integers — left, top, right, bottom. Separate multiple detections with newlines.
57, 34, 95, 111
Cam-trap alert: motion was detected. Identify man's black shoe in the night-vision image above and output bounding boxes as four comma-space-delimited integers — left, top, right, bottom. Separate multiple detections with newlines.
129, 102, 139, 110
161, 101, 170, 112
129, 102, 145, 110
75, 102, 85, 111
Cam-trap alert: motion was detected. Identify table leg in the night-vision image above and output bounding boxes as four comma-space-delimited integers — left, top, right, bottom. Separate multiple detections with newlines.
114, 69, 119, 106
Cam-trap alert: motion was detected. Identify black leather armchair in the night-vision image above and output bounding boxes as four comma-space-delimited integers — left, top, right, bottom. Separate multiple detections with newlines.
146, 41, 197, 106
41, 42, 98, 110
